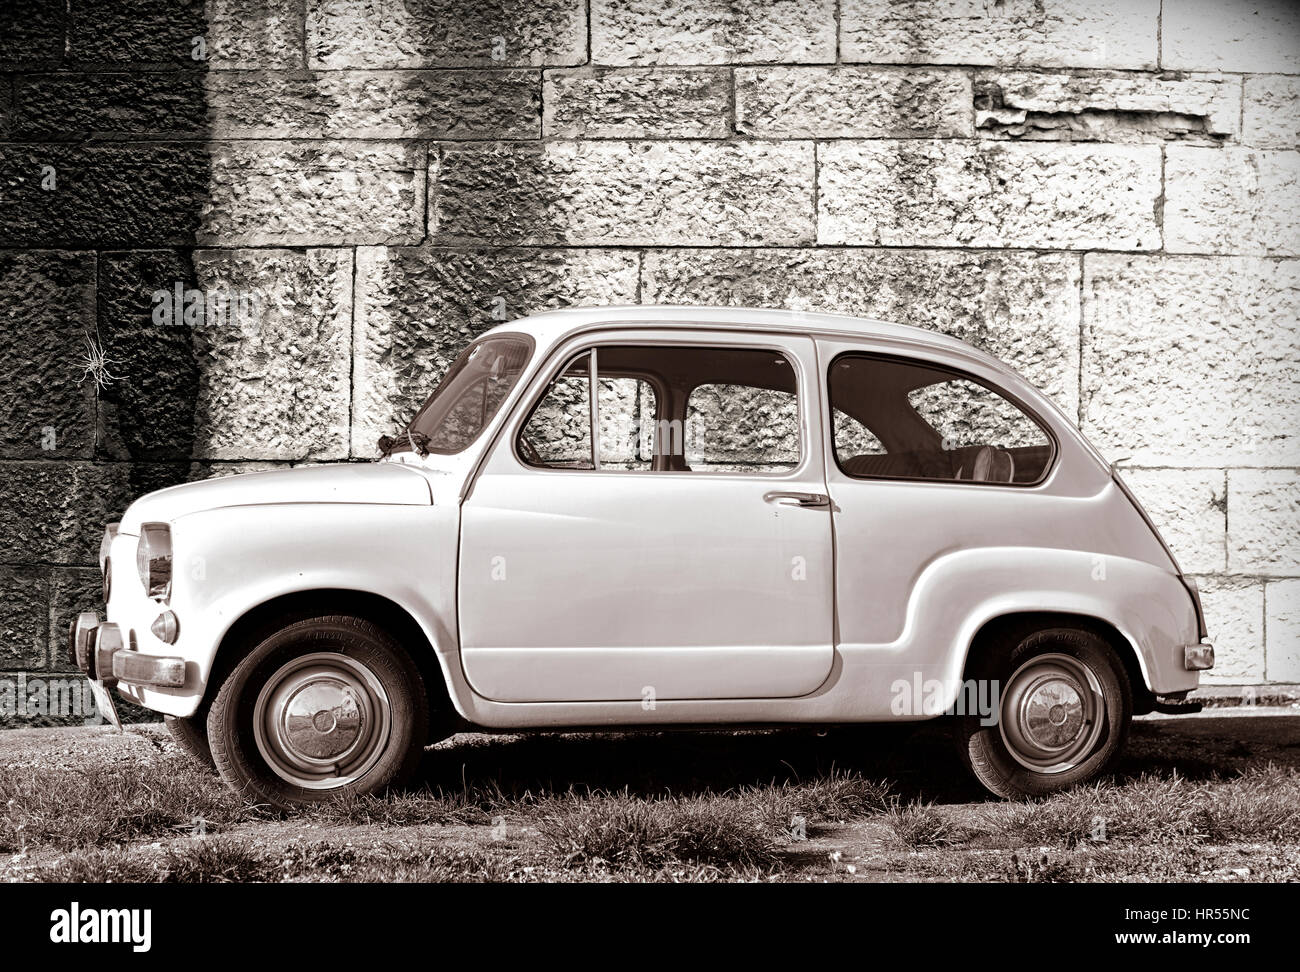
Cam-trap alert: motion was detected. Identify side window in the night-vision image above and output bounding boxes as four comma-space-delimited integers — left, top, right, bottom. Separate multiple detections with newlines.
520, 352, 593, 468
685, 384, 799, 473
517, 345, 800, 474
829, 354, 1054, 484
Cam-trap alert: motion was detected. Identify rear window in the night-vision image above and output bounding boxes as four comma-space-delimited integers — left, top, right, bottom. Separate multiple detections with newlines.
828, 354, 1054, 485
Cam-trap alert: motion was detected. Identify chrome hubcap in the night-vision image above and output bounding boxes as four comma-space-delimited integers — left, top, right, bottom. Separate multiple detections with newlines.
253, 653, 392, 790
999, 653, 1105, 774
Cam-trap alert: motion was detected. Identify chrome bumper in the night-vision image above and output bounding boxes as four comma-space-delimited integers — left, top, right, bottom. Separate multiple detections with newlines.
67, 613, 185, 688
1184, 642, 1216, 671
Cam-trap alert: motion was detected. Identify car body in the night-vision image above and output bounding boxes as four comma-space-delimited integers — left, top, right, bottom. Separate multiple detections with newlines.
70, 305, 1214, 805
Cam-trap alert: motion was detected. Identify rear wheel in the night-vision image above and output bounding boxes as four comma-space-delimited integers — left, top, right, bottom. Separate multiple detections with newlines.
207, 615, 428, 810
955, 627, 1131, 799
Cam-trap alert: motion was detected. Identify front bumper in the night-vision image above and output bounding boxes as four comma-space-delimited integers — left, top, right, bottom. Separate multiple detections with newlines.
1184, 642, 1215, 671
68, 613, 185, 688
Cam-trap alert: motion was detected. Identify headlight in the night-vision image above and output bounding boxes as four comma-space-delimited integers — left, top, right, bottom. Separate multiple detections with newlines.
136, 522, 173, 600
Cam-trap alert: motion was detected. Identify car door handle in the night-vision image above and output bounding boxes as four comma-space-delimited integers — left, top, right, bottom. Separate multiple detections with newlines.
763, 491, 831, 509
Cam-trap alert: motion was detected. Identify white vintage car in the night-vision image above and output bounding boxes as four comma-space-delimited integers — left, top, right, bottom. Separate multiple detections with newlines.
70, 306, 1213, 807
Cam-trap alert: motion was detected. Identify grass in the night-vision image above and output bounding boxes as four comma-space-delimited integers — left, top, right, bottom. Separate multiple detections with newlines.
6, 720, 1299, 883
0, 755, 257, 852
1000, 765, 1300, 849
885, 799, 960, 848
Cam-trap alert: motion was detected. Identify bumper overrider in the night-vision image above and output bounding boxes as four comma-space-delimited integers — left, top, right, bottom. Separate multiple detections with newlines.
67, 612, 185, 689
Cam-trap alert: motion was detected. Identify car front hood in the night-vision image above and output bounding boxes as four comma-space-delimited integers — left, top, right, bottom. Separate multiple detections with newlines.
118, 463, 433, 534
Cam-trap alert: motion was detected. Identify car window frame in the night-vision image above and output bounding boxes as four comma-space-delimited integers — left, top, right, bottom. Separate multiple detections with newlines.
507, 334, 809, 479
826, 350, 1060, 489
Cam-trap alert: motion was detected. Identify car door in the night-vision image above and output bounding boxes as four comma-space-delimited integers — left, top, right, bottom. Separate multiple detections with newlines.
457, 329, 835, 703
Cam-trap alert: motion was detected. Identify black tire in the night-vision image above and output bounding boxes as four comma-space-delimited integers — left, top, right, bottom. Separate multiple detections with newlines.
955, 627, 1132, 800
164, 713, 215, 772
207, 615, 428, 811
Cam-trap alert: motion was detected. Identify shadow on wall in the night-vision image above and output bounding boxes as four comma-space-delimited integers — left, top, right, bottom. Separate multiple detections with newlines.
0, 0, 214, 721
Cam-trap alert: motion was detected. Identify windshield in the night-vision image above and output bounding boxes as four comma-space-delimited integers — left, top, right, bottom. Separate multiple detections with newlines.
397, 333, 534, 455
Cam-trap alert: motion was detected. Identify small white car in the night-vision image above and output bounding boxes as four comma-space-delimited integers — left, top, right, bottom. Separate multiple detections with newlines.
70, 306, 1214, 807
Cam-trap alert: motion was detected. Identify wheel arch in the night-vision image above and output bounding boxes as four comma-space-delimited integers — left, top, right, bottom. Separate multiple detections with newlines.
961, 611, 1156, 715
206, 588, 458, 730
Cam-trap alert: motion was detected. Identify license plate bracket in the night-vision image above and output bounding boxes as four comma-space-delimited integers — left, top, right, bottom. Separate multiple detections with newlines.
87, 679, 122, 730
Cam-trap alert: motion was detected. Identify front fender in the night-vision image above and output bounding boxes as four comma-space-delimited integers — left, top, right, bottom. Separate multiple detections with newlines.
116, 502, 459, 718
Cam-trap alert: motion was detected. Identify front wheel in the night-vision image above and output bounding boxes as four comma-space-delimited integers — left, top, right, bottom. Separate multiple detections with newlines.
955, 627, 1131, 799
207, 615, 428, 810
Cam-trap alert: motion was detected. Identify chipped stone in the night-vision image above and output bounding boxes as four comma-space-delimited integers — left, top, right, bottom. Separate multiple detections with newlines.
974, 72, 1239, 143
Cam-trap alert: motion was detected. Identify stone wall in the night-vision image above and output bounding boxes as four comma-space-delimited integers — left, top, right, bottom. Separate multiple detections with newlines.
1, 0, 1297, 721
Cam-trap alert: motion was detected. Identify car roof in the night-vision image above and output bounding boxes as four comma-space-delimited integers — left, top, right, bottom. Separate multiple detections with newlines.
491, 304, 1014, 376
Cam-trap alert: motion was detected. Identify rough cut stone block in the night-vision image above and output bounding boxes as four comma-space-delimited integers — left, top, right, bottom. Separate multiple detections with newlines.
97, 249, 352, 461
1119, 469, 1226, 574
433, 141, 815, 246
14, 73, 208, 140
207, 0, 304, 69
642, 248, 1081, 414
0, 144, 208, 246
544, 68, 730, 138
307, 0, 586, 68
592, 0, 835, 65
1165, 146, 1300, 256
1193, 576, 1265, 683
48, 568, 100, 671
67, 0, 207, 67
201, 141, 425, 245
1265, 579, 1300, 682
0, 568, 48, 670
1163, 0, 1300, 74
189, 249, 353, 460
974, 71, 1239, 143
1243, 75, 1300, 149
98, 251, 206, 462
841, 0, 1159, 70
351, 247, 639, 453
208, 70, 540, 140
0, 0, 67, 68
0, 462, 181, 564
818, 141, 1161, 249
1228, 469, 1300, 576
1082, 255, 1300, 467
0, 251, 97, 460
735, 67, 972, 139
